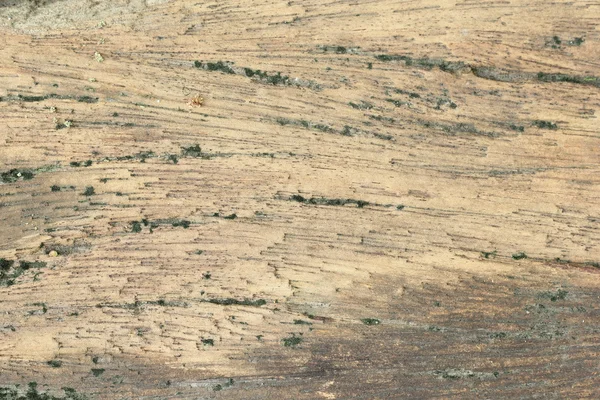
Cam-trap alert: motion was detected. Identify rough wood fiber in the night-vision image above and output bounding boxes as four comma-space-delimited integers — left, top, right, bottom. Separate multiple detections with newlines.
0, 0, 599, 398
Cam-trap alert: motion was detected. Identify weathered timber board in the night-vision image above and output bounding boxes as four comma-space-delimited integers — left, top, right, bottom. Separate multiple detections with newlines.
0, 0, 599, 398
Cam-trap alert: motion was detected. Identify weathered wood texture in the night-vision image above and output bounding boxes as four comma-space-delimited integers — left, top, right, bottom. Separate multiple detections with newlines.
1, 0, 600, 398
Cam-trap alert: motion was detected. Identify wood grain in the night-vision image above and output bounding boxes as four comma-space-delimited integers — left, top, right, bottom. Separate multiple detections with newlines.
1, 0, 599, 398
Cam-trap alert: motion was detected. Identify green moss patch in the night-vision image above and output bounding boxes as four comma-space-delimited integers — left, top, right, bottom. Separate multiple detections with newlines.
1, 259, 48, 287
204, 298, 267, 307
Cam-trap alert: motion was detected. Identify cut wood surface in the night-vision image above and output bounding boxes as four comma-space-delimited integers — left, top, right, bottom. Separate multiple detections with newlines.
1, 0, 599, 398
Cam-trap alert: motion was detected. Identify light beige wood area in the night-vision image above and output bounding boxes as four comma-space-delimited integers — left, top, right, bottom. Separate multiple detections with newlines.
0, 0, 599, 398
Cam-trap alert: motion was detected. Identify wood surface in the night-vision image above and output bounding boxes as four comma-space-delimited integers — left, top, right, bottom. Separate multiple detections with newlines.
1, 0, 600, 398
